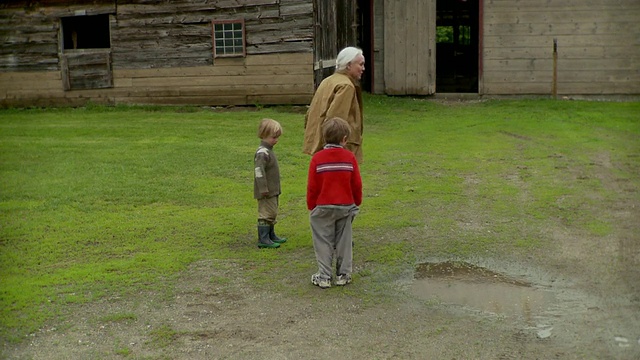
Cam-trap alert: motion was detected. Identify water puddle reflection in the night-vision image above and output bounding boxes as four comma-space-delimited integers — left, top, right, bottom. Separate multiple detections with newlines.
412, 261, 555, 319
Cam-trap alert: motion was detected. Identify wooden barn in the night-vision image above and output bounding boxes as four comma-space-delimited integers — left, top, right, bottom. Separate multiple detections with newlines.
0, 0, 322, 107
369, 0, 640, 97
1, 0, 638, 107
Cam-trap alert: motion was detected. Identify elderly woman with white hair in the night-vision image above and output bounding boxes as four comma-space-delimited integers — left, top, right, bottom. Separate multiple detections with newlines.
303, 46, 365, 163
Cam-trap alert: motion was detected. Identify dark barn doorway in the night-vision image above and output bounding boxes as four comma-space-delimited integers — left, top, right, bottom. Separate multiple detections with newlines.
436, 0, 479, 93
357, 0, 373, 93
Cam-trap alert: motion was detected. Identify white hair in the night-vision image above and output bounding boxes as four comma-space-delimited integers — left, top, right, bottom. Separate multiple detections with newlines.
335, 46, 363, 72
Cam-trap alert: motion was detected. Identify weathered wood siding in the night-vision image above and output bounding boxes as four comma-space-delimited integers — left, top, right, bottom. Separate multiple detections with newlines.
312, 0, 358, 88
0, 1, 116, 72
483, 0, 640, 95
113, 0, 313, 69
0, 0, 314, 106
0, 52, 313, 106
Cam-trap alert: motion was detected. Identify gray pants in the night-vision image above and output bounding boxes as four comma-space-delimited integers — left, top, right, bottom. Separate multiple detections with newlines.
310, 204, 359, 280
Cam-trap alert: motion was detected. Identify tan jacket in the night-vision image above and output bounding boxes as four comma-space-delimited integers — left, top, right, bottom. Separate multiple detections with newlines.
303, 72, 363, 163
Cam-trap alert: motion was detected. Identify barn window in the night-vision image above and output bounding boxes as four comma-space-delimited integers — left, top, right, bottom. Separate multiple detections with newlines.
212, 20, 246, 58
61, 14, 111, 50
59, 13, 113, 91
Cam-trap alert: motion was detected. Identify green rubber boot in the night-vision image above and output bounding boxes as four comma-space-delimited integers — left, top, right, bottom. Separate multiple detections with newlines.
258, 225, 280, 249
269, 225, 287, 244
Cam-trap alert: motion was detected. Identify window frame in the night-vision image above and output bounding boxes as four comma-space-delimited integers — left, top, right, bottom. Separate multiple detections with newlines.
59, 13, 114, 91
211, 19, 246, 58
61, 14, 112, 51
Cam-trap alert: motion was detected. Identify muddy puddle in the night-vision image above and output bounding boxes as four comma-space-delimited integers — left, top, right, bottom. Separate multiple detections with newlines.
411, 261, 555, 320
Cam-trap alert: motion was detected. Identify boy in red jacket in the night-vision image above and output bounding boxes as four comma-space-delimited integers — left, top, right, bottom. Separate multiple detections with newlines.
307, 117, 362, 288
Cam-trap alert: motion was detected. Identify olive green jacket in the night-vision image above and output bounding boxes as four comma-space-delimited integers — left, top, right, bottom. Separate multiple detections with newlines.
253, 141, 281, 199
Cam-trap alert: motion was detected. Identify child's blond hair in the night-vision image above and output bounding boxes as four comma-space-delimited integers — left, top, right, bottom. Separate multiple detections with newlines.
257, 118, 283, 139
322, 117, 351, 145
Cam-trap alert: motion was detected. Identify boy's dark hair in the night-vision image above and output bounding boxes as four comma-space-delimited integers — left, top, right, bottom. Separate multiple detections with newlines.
322, 117, 351, 145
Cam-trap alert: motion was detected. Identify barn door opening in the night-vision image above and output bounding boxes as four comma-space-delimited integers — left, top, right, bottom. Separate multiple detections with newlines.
436, 0, 479, 93
357, 0, 373, 92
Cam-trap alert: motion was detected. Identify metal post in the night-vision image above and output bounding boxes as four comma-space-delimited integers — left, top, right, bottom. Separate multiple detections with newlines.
552, 38, 558, 98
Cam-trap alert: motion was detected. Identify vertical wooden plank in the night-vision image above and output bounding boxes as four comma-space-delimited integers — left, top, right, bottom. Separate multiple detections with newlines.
415, 0, 435, 95
325, 0, 337, 59
61, 54, 70, 90
106, 51, 113, 87
57, 16, 67, 90
405, 0, 418, 92
350, 0, 358, 46
428, 0, 436, 94
395, 0, 407, 93
372, 0, 385, 94
384, 0, 409, 94
415, 0, 427, 93
383, 0, 395, 93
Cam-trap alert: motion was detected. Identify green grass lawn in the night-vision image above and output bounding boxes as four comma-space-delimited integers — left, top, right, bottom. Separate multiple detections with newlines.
1, 96, 639, 342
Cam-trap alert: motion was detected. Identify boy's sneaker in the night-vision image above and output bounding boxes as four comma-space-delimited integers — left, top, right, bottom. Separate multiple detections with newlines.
311, 273, 331, 289
335, 274, 352, 286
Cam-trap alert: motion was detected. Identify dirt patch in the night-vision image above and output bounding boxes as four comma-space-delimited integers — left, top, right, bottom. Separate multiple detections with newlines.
4, 248, 639, 360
